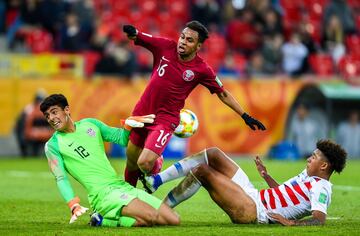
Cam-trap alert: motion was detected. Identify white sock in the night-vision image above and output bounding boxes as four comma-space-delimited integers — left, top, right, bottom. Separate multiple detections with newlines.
163, 171, 202, 208
157, 149, 208, 184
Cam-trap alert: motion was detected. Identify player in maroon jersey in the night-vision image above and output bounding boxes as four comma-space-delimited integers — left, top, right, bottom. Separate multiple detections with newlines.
122, 21, 266, 187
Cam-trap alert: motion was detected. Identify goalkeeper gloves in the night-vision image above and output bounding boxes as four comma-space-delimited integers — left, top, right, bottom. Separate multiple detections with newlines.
121, 114, 156, 130
67, 197, 89, 224
123, 25, 137, 37
241, 113, 266, 131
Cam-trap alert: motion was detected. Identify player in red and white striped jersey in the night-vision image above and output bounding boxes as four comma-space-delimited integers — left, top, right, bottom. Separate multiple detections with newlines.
145, 139, 346, 226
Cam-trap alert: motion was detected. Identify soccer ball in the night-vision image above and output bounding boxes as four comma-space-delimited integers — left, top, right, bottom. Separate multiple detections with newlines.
174, 109, 199, 138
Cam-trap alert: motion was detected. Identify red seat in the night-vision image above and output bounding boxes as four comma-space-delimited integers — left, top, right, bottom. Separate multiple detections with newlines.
202, 32, 227, 60
346, 35, 360, 56
303, 0, 328, 21
135, 48, 152, 69
109, 0, 131, 16
280, 0, 302, 10
138, 0, 158, 18
309, 54, 334, 76
226, 20, 261, 51
166, 0, 189, 21
25, 29, 53, 53
305, 19, 322, 44
338, 54, 360, 78
232, 53, 247, 73
347, 0, 360, 10
199, 51, 222, 72
356, 15, 360, 31
82, 51, 101, 77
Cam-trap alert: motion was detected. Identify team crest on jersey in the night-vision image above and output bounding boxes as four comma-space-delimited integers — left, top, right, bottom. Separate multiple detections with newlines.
87, 128, 96, 137
120, 193, 128, 200
183, 70, 195, 81
318, 192, 327, 204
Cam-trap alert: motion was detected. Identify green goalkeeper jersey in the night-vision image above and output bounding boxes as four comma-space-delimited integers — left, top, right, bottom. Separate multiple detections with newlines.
44, 118, 130, 203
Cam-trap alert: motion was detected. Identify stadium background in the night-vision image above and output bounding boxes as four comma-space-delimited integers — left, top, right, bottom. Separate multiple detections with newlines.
0, 0, 359, 157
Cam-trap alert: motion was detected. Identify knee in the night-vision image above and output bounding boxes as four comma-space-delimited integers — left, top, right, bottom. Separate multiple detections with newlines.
168, 214, 180, 226
141, 210, 159, 226
137, 158, 154, 172
191, 164, 212, 183
206, 147, 222, 163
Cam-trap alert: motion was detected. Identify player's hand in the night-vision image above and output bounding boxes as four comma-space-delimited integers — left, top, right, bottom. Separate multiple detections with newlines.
123, 25, 137, 38
254, 156, 268, 178
67, 197, 89, 224
268, 213, 295, 226
241, 113, 266, 131
121, 114, 156, 130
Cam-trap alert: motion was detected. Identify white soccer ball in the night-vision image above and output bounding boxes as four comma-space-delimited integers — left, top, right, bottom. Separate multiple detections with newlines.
174, 109, 199, 138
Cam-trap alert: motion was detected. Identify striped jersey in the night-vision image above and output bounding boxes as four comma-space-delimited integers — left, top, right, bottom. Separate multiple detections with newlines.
260, 170, 332, 220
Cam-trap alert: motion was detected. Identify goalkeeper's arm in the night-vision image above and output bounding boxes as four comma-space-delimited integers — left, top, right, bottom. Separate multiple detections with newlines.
45, 141, 88, 223
120, 114, 156, 131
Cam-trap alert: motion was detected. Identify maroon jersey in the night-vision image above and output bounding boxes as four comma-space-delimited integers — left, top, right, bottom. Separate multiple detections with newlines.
132, 32, 224, 128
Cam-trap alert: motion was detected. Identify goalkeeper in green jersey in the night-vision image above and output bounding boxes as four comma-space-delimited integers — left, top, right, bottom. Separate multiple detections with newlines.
40, 94, 180, 227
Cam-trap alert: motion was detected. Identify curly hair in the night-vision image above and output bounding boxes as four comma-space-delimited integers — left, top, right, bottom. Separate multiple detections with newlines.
40, 94, 69, 113
185, 21, 209, 43
317, 139, 347, 174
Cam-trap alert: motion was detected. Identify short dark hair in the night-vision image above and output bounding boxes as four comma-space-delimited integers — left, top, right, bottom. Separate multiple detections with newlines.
40, 94, 69, 113
317, 139, 347, 174
185, 21, 209, 43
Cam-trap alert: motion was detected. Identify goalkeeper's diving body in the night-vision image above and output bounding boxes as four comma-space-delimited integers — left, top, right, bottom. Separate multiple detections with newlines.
142, 140, 347, 226
40, 94, 180, 227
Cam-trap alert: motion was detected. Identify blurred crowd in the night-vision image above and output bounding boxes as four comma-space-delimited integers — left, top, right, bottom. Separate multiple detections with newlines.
0, 0, 359, 80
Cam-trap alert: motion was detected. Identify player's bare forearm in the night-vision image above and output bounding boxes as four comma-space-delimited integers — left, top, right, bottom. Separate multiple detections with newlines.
292, 217, 324, 226
263, 174, 279, 188
217, 90, 245, 116
254, 156, 279, 188
269, 212, 325, 226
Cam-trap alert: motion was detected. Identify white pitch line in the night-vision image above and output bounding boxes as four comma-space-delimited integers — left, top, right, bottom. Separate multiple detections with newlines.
333, 185, 360, 191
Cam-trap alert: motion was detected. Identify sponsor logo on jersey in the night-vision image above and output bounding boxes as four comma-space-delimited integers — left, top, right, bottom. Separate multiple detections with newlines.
183, 70, 195, 81
318, 192, 327, 204
161, 56, 170, 62
87, 128, 96, 137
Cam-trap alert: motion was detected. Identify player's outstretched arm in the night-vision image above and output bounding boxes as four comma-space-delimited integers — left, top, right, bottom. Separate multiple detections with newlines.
216, 89, 266, 131
123, 24, 138, 40
254, 156, 279, 188
241, 113, 266, 131
268, 210, 326, 226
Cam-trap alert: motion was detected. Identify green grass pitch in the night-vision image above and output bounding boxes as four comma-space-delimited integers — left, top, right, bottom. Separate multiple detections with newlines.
1, 157, 360, 235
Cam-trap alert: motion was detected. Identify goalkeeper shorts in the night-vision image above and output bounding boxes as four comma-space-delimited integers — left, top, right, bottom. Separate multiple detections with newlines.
92, 184, 162, 227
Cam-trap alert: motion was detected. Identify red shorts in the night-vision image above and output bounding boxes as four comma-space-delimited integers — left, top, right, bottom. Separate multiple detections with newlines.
129, 123, 174, 155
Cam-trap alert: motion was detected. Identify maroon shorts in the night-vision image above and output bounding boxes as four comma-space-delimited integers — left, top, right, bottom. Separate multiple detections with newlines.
129, 123, 174, 155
